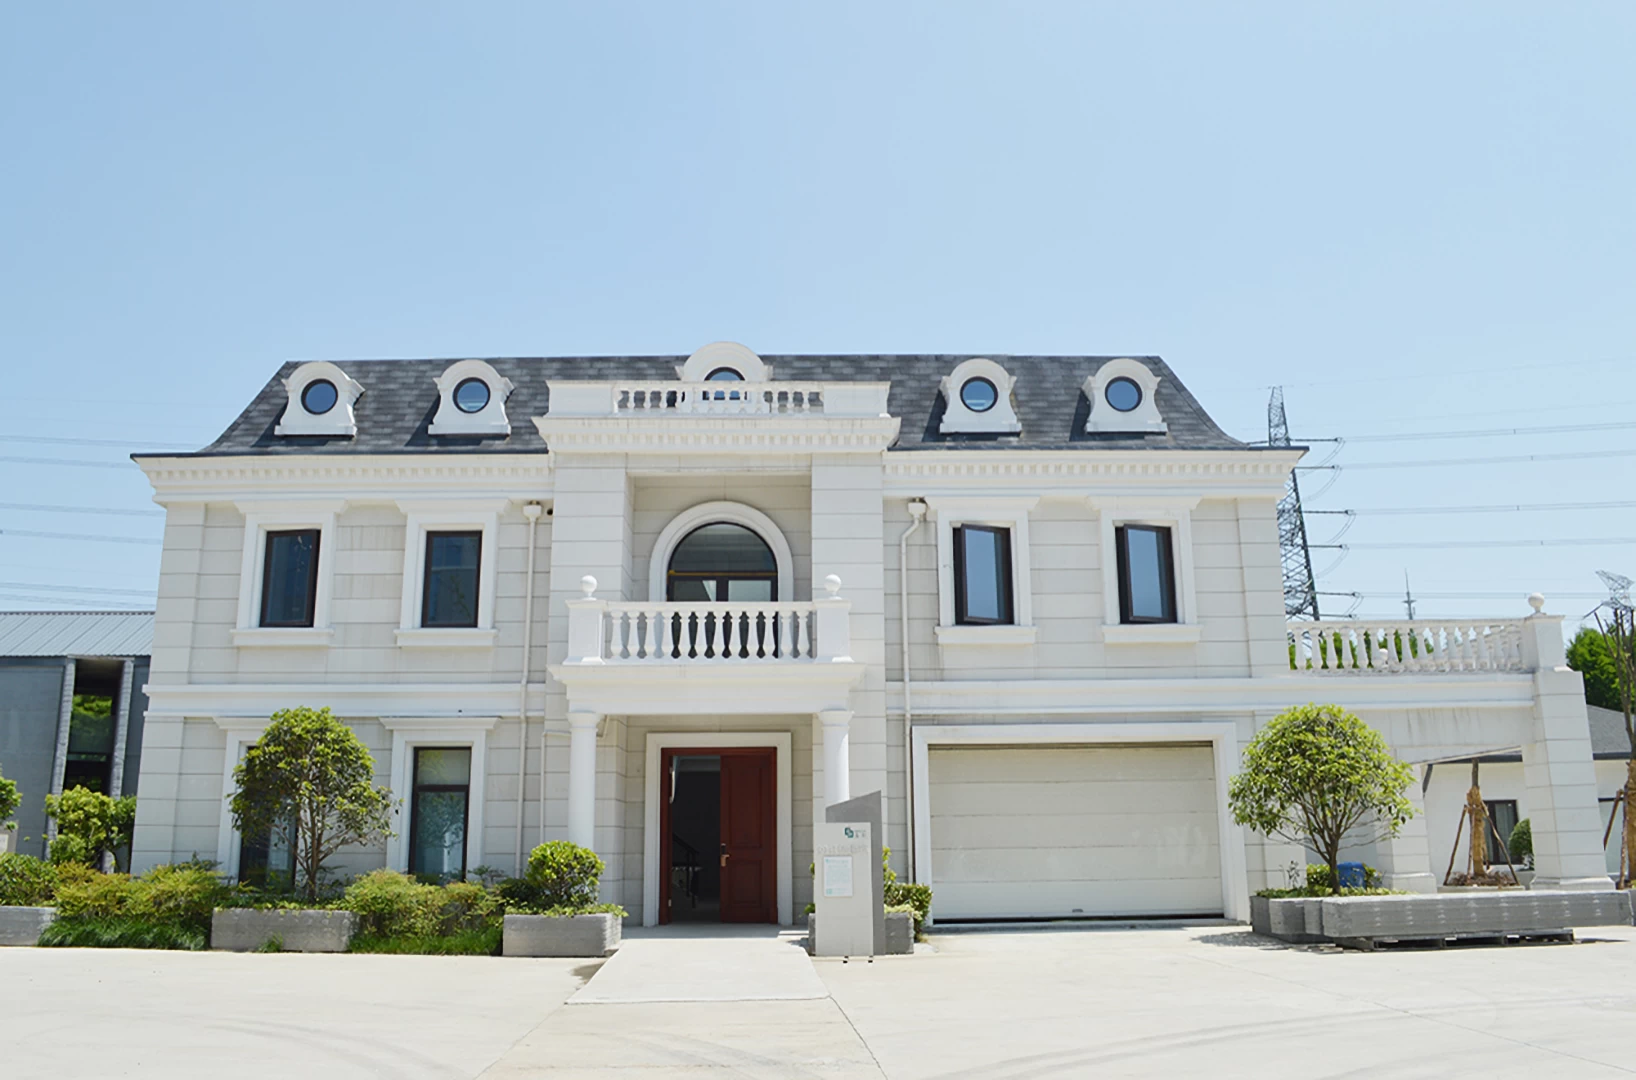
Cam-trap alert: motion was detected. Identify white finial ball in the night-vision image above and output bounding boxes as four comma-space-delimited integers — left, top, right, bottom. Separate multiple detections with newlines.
581, 575, 598, 597
1528, 592, 1545, 613
824, 574, 842, 597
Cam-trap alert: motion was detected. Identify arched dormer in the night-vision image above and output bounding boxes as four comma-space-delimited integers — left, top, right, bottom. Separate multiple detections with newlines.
1082, 358, 1167, 434
678, 341, 769, 383
939, 357, 1021, 434
648, 501, 795, 603
428, 359, 515, 436
275, 361, 364, 437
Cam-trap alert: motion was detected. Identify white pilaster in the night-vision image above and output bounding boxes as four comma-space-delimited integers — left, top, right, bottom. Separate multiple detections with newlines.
820, 709, 853, 807
568, 710, 599, 851
1372, 763, 1438, 893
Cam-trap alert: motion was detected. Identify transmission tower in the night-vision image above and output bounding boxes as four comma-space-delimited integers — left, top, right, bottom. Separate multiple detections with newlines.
1269, 387, 1321, 619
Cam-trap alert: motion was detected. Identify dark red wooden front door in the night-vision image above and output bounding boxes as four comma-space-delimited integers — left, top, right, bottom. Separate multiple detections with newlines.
719, 749, 777, 923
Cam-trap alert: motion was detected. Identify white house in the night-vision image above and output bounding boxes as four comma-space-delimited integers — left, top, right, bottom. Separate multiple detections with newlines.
128, 343, 1614, 924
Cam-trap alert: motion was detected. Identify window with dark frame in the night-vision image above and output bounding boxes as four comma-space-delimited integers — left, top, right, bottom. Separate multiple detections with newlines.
953, 524, 1013, 625
409, 747, 472, 880
422, 531, 482, 628
1116, 524, 1177, 624
260, 529, 321, 628
1484, 799, 1521, 865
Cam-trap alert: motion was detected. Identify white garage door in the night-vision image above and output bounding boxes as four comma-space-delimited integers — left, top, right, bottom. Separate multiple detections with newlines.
928, 744, 1223, 920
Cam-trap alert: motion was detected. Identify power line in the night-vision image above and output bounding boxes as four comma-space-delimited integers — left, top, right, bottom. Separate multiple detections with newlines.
0, 529, 161, 546
1305, 500, 1636, 516
0, 502, 165, 518
0, 434, 196, 450
1322, 538, 1633, 551
1319, 420, 1636, 444
0, 455, 139, 470
1201, 355, 1633, 396
1301, 448, 1636, 471
0, 581, 157, 597
1327, 590, 1607, 600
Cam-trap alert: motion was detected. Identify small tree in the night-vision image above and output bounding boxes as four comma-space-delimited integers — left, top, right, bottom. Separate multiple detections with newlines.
44, 786, 136, 868
230, 707, 395, 901
1228, 703, 1416, 894
1567, 626, 1621, 713
0, 764, 20, 831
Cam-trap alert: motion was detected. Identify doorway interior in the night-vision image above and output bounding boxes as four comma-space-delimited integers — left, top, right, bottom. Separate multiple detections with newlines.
660, 746, 777, 924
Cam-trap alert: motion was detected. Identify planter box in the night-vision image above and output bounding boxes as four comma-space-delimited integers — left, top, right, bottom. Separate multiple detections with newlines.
502, 913, 620, 958
1321, 890, 1631, 942
0, 906, 57, 946
805, 911, 915, 955
1249, 896, 1324, 944
211, 909, 357, 953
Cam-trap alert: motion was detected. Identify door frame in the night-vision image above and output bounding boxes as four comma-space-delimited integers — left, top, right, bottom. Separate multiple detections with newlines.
910, 722, 1249, 924
658, 747, 777, 924
644, 732, 793, 927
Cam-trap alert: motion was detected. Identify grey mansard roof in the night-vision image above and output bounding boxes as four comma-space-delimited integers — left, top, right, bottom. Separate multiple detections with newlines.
178, 355, 1251, 457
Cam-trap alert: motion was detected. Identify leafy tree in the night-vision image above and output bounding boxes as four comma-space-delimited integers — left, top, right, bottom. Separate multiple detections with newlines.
1591, 591, 1636, 885
1228, 703, 1416, 894
44, 786, 136, 868
0, 764, 20, 830
230, 707, 395, 901
1567, 626, 1622, 712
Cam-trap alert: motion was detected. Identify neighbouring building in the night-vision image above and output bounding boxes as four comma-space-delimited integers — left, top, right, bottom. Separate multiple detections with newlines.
0, 610, 152, 858
128, 344, 1613, 922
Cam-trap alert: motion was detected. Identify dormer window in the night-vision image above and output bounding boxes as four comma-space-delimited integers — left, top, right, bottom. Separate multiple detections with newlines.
679, 342, 769, 382
706, 367, 744, 382
1083, 359, 1167, 434
301, 380, 339, 415
939, 359, 1021, 434
429, 361, 513, 436
1104, 377, 1142, 413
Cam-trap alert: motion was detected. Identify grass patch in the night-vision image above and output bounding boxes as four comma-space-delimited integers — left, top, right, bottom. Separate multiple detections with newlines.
348, 923, 502, 956
37, 915, 208, 951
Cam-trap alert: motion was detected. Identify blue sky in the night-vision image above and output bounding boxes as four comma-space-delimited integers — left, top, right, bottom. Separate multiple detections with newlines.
1, 3, 1631, 624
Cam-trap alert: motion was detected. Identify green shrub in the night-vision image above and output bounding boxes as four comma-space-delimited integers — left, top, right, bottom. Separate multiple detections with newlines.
438, 880, 497, 933
1508, 818, 1534, 869
1305, 863, 1333, 892
37, 915, 207, 951
0, 764, 20, 827
341, 869, 442, 937
0, 852, 57, 906
128, 864, 227, 931
52, 863, 137, 918
522, 841, 603, 911
253, 935, 284, 953
44, 787, 136, 868
349, 924, 504, 956
884, 882, 932, 933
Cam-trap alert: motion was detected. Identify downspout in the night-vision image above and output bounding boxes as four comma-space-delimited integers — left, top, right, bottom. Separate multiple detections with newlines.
515, 501, 544, 876
899, 499, 927, 882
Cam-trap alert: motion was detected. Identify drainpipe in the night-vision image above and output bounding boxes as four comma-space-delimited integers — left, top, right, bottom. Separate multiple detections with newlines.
899, 498, 927, 882
515, 501, 544, 876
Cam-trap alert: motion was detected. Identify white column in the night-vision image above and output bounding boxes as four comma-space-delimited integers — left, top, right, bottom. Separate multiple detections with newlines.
1372, 763, 1438, 893
1519, 599, 1613, 889
821, 709, 853, 808
568, 710, 599, 851
108, 659, 136, 798
46, 657, 76, 845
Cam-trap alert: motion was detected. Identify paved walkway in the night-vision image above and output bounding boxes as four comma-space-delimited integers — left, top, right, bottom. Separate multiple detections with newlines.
569, 924, 829, 1003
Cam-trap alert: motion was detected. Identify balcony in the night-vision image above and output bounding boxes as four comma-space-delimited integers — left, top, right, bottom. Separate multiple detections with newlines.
544, 380, 891, 419
1288, 618, 1527, 675
551, 575, 865, 716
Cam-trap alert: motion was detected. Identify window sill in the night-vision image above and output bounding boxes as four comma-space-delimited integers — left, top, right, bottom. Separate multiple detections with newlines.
395, 628, 498, 649
231, 627, 334, 648
935, 625, 1038, 647
1101, 623, 1202, 645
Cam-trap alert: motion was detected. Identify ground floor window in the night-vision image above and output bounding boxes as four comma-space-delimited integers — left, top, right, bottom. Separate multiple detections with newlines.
409, 747, 471, 881
1484, 799, 1520, 863
239, 823, 296, 891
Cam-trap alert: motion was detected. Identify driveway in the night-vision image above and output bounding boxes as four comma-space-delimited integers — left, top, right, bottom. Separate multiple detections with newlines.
7, 924, 1636, 1078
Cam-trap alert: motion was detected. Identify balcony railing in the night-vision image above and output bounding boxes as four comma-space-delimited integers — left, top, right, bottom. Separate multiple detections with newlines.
543, 380, 892, 420
564, 575, 853, 666
1289, 618, 1526, 674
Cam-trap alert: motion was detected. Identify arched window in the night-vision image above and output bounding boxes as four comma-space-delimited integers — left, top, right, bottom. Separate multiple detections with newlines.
666, 523, 777, 602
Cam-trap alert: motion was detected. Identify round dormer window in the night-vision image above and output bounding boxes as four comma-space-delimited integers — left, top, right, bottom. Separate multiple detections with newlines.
959, 377, 998, 413
454, 377, 491, 414
1105, 376, 1142, 413
301, 379, 339, 415
706, 367, 744, 382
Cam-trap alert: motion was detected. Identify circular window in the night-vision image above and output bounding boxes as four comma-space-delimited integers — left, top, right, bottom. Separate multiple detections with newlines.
1105, 376, 1143, 413
453, 377, 491, 414
706, 367, 744, 382
959, 377, 998, 414
301, 379, 338, 415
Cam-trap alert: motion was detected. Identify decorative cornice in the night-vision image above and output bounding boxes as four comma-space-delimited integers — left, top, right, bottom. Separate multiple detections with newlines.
135, 454, 554, 503
882, 449, 1301, 494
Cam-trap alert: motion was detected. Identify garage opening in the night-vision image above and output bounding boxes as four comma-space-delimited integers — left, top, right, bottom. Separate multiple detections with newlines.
927, 744, 1224, 921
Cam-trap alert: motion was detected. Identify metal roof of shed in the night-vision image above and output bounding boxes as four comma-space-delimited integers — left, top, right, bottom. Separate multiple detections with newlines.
0, 611, 153, 658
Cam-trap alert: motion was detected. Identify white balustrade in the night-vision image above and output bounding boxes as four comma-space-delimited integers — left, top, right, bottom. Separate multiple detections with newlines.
604, 601, 819, 662
613, 382, 826, 416
1288, 619, 1527, 674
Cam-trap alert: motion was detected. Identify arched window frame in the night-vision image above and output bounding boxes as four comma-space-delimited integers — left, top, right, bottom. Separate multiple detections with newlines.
648, 501, 794, 603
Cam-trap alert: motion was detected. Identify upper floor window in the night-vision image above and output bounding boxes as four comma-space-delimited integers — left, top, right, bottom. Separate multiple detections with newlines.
667, 523, 777, 602
954, 524, 1014, 625
1116, 524, 1176, 624
422, 531, 482, 628
260, 529, 321, 627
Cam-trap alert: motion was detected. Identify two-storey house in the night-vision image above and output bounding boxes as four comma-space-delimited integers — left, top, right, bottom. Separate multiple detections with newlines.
130, 343, 1612, 923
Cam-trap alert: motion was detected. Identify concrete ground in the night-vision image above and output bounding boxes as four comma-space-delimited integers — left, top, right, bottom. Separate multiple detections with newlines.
8, 923, 1636, 1078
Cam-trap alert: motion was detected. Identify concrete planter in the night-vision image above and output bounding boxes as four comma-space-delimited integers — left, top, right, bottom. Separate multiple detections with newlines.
805, 911, 915, 955
0, 906, 57, 946
502, 913, 620, 958
1256, 890, 1632, 946
1249, 896, 1324, 943
211, 909, 357, 953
